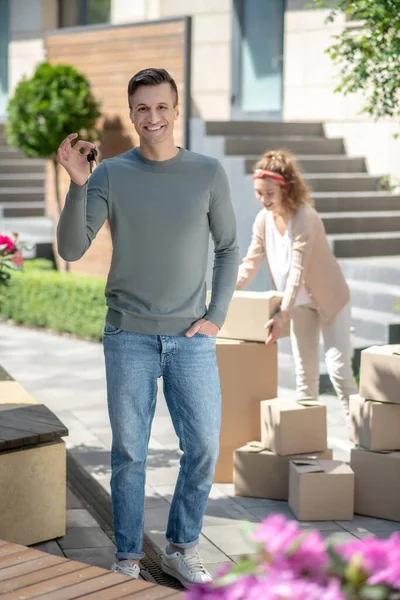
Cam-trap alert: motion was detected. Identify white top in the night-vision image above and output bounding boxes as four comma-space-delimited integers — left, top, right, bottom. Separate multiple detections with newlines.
265, 210, 310, 306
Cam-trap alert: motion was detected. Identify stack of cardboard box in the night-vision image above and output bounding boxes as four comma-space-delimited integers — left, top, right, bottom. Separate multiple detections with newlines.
212, 291, 287, 483
233, 398, 355, 521
350, 345, 400, 522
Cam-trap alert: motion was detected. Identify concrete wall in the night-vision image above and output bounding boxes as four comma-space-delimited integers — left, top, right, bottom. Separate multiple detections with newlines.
8, 0, 58, 93
110, 0, 233, 121
284, 1, 400, 184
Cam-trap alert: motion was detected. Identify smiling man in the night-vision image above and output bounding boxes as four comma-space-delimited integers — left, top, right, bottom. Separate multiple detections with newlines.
56, 68, 239, 587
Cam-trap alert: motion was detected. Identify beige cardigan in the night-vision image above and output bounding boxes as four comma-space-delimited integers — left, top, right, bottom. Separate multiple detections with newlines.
236, 205, 350, 328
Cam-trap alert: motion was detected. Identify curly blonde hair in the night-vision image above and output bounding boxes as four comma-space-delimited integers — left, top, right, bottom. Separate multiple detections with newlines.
254, 150, 313, 212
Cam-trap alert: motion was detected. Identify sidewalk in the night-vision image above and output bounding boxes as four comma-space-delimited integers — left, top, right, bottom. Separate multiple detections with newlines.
1, 321, 399, 576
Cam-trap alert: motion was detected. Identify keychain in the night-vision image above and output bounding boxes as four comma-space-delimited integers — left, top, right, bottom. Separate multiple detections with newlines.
87, 148, 98, 174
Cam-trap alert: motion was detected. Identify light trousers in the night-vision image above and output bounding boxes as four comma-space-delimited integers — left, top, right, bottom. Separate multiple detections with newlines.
290, 302, 358, 417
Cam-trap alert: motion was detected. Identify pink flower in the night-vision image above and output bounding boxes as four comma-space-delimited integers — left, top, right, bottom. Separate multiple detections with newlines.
251, 515, 329, 580
338, 533, 400, 589
0, 235, 15, 253
252, 514, 300, 559
185, 571, 345, 600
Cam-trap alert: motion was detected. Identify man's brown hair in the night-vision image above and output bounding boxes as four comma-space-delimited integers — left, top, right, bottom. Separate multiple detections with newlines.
127, 68, 179, 109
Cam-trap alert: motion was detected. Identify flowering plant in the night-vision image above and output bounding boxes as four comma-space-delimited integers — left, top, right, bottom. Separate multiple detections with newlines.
0, 233, 24, 288
186, 515, 400, 600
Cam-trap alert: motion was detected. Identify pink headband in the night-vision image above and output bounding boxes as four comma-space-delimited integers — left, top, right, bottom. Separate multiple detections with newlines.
253, 169, 287, 188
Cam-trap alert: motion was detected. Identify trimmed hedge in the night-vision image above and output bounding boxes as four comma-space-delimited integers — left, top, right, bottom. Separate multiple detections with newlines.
0, 261, 107, 341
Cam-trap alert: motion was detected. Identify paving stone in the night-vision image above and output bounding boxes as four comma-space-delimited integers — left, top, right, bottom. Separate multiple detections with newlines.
203, 501, 258, 527
336, 515, 400, 534
202, 524, 257, 556
66, 509, 99, 528
66, 486, 83, 509
204, 561, 233, 577
322, 531, 357, 545
246, 504, 295, 522
63, 546, 117, 569
58, 526, 115, 550
31, 540, 65, 557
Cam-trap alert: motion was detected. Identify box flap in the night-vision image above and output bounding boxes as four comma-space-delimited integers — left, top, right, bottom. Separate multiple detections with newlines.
363, 345, 400, 356
239, 441, 265, 453
291, 459, 352, 475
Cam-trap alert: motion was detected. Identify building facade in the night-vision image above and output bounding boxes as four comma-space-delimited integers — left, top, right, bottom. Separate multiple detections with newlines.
1, 0, 399, 183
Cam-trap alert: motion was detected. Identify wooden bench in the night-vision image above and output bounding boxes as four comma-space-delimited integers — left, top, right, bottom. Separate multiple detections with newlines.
0, 539, 183, 598
0, 403, 68, 546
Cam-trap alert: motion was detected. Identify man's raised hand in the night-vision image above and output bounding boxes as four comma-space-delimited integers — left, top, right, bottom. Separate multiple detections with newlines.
57, 133, 97, 186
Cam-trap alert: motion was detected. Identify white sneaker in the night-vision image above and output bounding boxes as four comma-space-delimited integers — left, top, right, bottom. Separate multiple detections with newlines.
161, 546, 212, 588
111, 560, 140, 579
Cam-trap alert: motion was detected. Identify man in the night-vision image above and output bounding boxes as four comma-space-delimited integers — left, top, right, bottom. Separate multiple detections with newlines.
57, 68, 239, 587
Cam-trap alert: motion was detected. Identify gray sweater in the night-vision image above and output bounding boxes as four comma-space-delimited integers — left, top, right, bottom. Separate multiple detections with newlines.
57, 147, 239, 335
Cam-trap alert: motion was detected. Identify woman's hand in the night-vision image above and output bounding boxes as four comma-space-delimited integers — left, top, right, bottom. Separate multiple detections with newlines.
264, 318, 281, 346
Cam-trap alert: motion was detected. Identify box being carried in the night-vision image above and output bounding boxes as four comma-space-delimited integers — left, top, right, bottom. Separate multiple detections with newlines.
351, 447, 400, 522
288, 459, 354, 521
208, 290, 290, 342
214, 340, 278, 483
234, 442, 333, 500
349, 394, 400, 451
260, 398, 327, 456
359, 345, 400, 404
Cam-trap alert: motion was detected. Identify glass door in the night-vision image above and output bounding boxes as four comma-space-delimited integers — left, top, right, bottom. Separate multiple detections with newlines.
0, 0, 9, 120
231, 0, 285, 120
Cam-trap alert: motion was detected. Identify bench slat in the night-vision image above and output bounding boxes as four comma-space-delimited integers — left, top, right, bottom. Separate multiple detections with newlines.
0, 560, 88, 593
0, 565, 108, 599
0, 405, 68, 451
0, 554, 66, 583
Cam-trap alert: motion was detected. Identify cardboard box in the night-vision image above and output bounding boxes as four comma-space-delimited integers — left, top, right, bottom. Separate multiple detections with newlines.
208, 290, 290, 341
350, 394, 400, 451
234, 442, 333, 500
260, 398, 327, 456
351, 447, 400, 522
213, 340, 278, 483
359, 345, 400, 404
288, 459, 354, 521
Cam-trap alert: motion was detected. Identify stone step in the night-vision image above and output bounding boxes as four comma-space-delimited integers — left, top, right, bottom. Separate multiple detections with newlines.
0, 159, 46, 174
322, 210, 400, 234
329, 231, 400, 258
0, 173, 46, 187
313, 192, 400, 213
347, 278, 400, 314
351, 306, 400, 344
339, 256, 400, 287
0, 216, 54, 242
245, 155, 366, 174
206, 121, 324, 137
0, 202, 46, 217
0, 146, 26, 159
0, 187, 45, 202
225, 136, 345, 156
306, 173, 381, 193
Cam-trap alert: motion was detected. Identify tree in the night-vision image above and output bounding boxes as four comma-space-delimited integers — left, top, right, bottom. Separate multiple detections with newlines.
6, 62, 101, 216
313, 0, 400, 122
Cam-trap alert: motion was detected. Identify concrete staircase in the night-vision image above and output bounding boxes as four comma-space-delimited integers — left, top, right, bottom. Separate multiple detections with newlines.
190, 119, 400, 391
0, 123, 53, 258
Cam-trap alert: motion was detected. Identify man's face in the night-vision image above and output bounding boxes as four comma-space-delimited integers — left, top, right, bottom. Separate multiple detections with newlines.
129, 83, 179, 145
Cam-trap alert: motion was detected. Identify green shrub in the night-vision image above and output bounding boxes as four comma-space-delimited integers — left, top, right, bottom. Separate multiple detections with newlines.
0, 269, 107, 341
23, 258, 56, 272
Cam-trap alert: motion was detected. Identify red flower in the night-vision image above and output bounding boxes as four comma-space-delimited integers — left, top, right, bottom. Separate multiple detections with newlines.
12, 250, 23, 268
0, 235, 15, 253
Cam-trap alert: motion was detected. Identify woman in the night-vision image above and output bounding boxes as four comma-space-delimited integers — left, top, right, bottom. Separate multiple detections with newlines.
236, 150, 357, 420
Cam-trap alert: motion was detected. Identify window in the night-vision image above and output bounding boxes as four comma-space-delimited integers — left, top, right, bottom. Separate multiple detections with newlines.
59, 0, 111, 28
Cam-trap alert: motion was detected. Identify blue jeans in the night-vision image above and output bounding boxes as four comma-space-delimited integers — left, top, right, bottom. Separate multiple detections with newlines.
103, 325, 221, 560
